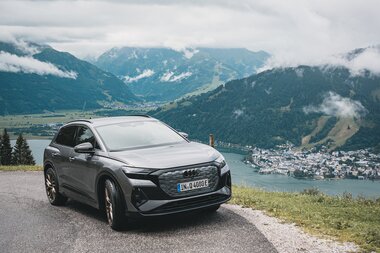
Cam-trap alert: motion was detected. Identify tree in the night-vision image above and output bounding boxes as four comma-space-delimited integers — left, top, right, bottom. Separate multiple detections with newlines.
0, 129, 12, 165
0, 134, 2, 165
21, 137, 35, 165
11, 134, 35, 165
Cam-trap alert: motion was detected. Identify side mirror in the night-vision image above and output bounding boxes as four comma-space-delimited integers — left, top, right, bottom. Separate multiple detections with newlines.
179, 132, 189, 139
74, 142, 95, 153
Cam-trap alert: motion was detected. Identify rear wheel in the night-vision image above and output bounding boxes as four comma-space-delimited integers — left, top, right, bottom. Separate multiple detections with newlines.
45, 167, 67, 205
104, 179, 126, 230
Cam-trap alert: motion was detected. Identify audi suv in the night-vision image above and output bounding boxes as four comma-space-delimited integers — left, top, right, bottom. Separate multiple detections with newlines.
43, 116, 232, 230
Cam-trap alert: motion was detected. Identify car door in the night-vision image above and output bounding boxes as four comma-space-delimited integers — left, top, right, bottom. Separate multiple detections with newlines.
67, 125, 102, 205
51, 125, 77, 188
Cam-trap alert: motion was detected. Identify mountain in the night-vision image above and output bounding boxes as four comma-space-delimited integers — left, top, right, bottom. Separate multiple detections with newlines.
152, 63, 380, 151
0, 41, 138, 115
94, 47, 270, 101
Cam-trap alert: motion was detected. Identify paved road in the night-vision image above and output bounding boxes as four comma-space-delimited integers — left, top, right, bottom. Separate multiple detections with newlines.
0, 171, 277, 253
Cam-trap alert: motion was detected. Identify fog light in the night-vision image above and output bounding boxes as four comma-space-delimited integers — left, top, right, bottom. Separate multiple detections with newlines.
132, 187, 148, 207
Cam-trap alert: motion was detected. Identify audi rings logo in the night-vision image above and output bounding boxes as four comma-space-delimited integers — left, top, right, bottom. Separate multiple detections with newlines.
183, 169, 199, 178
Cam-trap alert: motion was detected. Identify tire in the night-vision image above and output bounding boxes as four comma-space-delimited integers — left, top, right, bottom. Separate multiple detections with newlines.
206, 204, 220, 212
104, 179, 126, 230
45, 167, 67, 206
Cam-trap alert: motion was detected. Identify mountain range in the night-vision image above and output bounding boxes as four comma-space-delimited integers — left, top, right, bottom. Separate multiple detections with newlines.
152, 58, 380, 151
94, 47, 269, 101
0, 41, 138, 115
1, 40, 379, 151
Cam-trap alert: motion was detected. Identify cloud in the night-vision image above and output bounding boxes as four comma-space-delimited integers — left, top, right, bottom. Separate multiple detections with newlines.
160, 71, 192, 82
259, 46, 380, 76
303, 92, 367, 118
0, 51, 77, 78
0, 0, 379, 61
123, 69, 154, 83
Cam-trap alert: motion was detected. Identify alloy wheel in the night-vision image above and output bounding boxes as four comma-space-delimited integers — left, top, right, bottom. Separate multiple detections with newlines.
45, 173, 56, 202
105, 187, 113, 224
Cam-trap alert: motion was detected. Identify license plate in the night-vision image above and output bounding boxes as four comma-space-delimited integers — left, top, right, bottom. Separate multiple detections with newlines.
177, 179, 209, 192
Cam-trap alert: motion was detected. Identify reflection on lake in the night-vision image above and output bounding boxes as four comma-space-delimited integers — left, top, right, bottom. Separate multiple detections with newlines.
22, 139, 379, 197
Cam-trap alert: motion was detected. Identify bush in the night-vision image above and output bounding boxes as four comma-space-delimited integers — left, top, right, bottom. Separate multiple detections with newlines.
302, 187, 322, 196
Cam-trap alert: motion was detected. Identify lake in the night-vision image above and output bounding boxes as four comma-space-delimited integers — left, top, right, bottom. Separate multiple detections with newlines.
22, 139, 380, 198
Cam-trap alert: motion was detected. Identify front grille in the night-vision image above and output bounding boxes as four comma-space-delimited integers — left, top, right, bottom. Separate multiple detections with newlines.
158, 165, 219, 197
148, 194, 229, 214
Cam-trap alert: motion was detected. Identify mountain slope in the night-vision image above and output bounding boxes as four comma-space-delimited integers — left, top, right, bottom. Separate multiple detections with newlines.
0, 41, 138, 115
152, 65, 380, 151
94, 47, 269, 101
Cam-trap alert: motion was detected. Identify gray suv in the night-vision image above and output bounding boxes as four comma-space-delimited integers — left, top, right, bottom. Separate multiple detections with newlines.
43, 116, 231, 230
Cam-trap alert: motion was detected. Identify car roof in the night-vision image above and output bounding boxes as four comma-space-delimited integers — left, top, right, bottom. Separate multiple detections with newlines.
66, 115, 157, 127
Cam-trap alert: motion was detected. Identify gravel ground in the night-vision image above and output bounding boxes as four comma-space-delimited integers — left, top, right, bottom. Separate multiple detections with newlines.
224, 204, 359, 253
0, 171, 359, 253
0, 171, 276, 253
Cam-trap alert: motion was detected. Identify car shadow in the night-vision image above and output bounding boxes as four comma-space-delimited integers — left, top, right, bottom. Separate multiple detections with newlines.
63, 199, 232, 233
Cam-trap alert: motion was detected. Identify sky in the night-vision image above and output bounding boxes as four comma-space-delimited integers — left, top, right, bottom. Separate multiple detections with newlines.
0, 0, 379, 66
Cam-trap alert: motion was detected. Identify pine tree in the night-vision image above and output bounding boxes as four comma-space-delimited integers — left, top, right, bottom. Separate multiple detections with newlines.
11, 134, 23, 165
0, 134, 2, 165
0, 129, 12, 165
21, 137, 35, 165
11, 134, 35, 165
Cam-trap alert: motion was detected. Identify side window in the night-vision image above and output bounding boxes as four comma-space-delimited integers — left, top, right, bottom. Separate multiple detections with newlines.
55, 126, 77, 147
76, 126, 100, 149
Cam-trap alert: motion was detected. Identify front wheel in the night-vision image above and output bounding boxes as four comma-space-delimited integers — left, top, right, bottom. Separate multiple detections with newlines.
104, 179, 126, 230
45, 167, 67, 206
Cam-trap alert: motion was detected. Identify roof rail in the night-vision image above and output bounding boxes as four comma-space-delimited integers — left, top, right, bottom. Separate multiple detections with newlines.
127, 114, 151, 118
66, 119, 93, 124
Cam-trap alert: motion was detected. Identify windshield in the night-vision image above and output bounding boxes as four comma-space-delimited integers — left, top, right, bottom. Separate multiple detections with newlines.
96, 120, 186, 151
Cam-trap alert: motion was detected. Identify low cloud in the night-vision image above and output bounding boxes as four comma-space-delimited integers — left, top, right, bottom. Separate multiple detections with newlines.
0, 51, 77, 79
160, 71, 192, 82
259, 46, 380, 77
303, 92, 367, 118
123, 69, 154, 83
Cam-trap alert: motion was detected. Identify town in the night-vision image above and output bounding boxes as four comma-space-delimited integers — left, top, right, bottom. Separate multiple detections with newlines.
245, 144, 380, 180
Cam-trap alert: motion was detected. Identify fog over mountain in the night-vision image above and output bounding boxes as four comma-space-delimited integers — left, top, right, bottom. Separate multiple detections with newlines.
0, 0, 379, 69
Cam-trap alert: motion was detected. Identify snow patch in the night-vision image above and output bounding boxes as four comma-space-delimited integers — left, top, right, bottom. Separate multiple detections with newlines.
182, 48, 199, 59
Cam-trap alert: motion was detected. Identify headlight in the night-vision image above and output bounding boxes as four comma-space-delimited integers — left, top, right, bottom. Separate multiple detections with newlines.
122, 166, 154, 178
215, 155, 226, 168
215, 155, 230, 175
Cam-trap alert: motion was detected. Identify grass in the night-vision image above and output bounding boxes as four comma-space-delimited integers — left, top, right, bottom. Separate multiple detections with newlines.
231, 185, 380, 253
0, 165, 42, 171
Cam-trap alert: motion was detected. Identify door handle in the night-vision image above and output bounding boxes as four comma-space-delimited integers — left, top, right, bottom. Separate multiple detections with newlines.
69, 157, 76, 162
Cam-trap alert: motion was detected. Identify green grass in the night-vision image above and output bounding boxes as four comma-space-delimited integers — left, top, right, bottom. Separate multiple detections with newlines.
0, 165, 42, 171
231, 186, 380, 253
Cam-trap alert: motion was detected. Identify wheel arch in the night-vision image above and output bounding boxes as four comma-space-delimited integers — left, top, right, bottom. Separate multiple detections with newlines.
96, 171, 126, 211
43, 161, 54, 173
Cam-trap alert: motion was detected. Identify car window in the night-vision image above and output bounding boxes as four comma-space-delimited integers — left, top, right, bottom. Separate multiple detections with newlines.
96, 120, 186, 151
76, 126, 100, 149
55, 126, 77, 147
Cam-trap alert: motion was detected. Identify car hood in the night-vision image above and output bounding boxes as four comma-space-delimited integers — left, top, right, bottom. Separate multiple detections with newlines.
108, 141, 220, 169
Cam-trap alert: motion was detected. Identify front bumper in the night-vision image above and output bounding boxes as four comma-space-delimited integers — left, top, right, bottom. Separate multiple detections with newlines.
124, 170, 232, 217
126, 186, 231, 217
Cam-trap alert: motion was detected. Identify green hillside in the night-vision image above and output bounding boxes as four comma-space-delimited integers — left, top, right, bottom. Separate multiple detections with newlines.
0, 41, 138, 115
152, 66, 380, 151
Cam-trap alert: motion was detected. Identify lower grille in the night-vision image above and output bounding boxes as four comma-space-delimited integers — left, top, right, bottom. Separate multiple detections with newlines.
148, 194, 229, 214
158, 165, 219, 197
